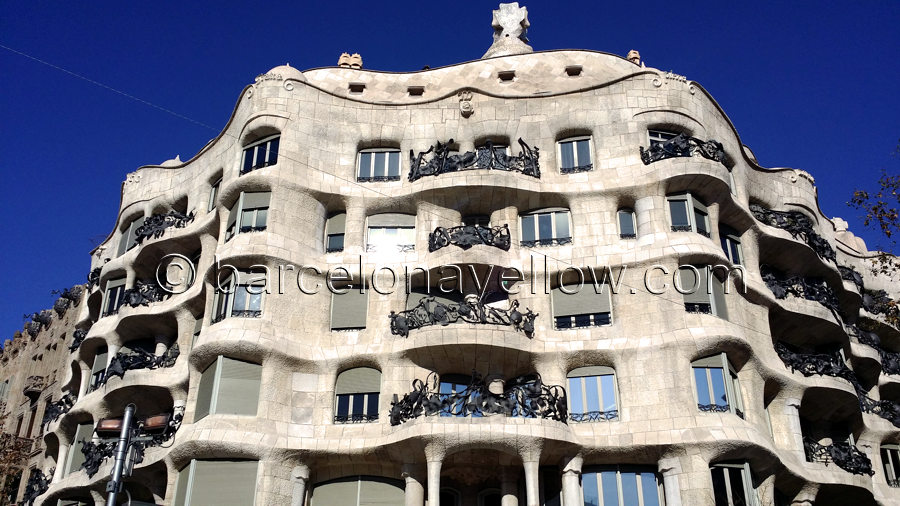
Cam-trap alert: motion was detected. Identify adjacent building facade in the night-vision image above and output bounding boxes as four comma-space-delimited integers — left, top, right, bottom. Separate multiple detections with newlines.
3, 4, 900, 505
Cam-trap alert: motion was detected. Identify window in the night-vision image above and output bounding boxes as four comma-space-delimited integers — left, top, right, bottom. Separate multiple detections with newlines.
0, 379, 9, 403
558, 136, 593, 173
463, 214, 490, 227
240, 134, 279, 174
582, 466, 663, 506
116, 216, 145, 256
551, 282, 612, 329
26, 403, 37, 437
710, 462, 758, 506
309, 476, 404, 506
357, 149, 401, 182
101, 278, 126, 317
174, 459, 259, 506
649, 129, 678, 147
439, 374, 474, 417
65, 423, 94, 476
475, 142, 510, 168
617, 208, 636, 239
881, 444, 900, 487
678, 266, 728, 319
208, 178, 221, 212
325, 212, 346, 253
667, 193, 710, 237
211, 270, 265, 324
727, 171, 737, 195
330, 286, 367, 331
720, 226, 743, 265
225, 192, 270, 241
692, 353, 744, 418
520, 208, 571, 247
334, 367, 381, 423
567, 367, 618, 422
14, 414, 23, 437
194, 356, 262, 421
366, 214, 415, 253
88, 347, 108, 392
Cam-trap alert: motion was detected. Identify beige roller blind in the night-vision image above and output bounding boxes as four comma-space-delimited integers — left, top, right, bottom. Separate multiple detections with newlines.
225, 200, 239, 233
567, 366, 615, 378
214, 357, 261, 416
91, 349, 108, 376
679, 267, 711, 305
194, 358, 218, 421
359, 478, 405, 506
326, 213, 347, 234
711, 274, 729, 320
335, 368, 381, 395
173, 463, 191, 506
551, 285, 611, 317
65, 423, 94, 475
310, 478, 360, 506
367, 213, 415, 227
242, 191, 270, 209
187, 460, 258, 506
331, 289, 368, 330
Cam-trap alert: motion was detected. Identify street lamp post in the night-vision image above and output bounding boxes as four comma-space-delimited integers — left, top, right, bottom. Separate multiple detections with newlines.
106, 403, 136, 506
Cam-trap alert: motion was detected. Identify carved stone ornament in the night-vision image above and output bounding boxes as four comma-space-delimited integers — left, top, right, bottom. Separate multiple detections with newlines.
639, 132, 726, 166
482, 3, 533, 58
408, 138, 540, 182
389, 371, 567, 425
389, 295, 537, 338
428, 224, 511, 252
458, 91, 474, 118
124, 172, 141, 185
24, 310, 53, 338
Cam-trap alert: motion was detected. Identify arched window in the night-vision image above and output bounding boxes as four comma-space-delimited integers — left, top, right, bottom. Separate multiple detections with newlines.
310, 476, 404, 506
692, 353, 744, 418
334, 367, 381, 423
567, 366, 618, 422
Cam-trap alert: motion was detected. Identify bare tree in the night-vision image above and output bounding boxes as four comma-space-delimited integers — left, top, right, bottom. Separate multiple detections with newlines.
0, 403, 31, 506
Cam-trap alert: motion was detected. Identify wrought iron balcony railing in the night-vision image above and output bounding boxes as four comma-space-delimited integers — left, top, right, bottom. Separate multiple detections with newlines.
133, 210, 195, 245
87, 267, 101, 290
81, 408, 183, 477
520, 237, 572, 247
560, 163, 592, 174
121, 280, 169, 308
750, 204, 836, 262
94, 344, 179, 389
389, 371, 566, 425
774, 342, 852, 380
389, 297, 537, 338
408, 138, 540, 182
803, 437, 874, 476
838, 265, 864, 292
639, 132, 726, 166
41, 392, 76, 429
69, 329, 88, 352
760, 266, 841, 316
570, 410, 618, 422
333, 413, 379, 424
20, 467, 53, 505
847, 324, 900, 375
862, 289, 899, 329
428, 224, 511, 252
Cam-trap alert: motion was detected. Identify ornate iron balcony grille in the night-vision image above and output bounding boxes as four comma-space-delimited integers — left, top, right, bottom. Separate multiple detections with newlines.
429, 224, 511, 252
619, 233, 636, 239
69, 329, 88, 352
122, 280, 168, 308
389, 371, 566, 425
41, 393, 76, 429
888, 478, 900, 488
670, 225, 693, 233
408, 138, 540, 182
802, 437, 874, 476
389, 297, 537, 338
81, 408, 183, 478
334, 413, 379, 424
862, 289, 900, 328
520, 237, 572, 248
639, 132, 726, 166
775, 342, 849, 379
133, 210, 195, 245
570, 410, 618, 422
239, 225, 267, 233
87, 267, 101, 290
52, 285, 83, 317
325, 246, 344, 253
760, 266, 841, 316
560, 163, 592, 174
750, 204, 837, 262
838, 265, 865, 291
94, 344, 180, 389
20, 467, 53, 505
357, 175, 401, 182
231, 309, 263, 319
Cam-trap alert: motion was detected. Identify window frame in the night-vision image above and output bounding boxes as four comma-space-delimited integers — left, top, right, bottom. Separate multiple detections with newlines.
194, 356, 262, 420
567, 366, 619, 422
519, 208, 572, 247
551, 282, 613, 330
330, 285, 368, 331
365, 214, 416, 253
719, 226, 743, 265
208, 178, 222, 212
173, 459, 260, 506
116, 216, 145, 257
881, 443, 900, 487
333, 367, 381, 423
102, 278, 126, 317
325, 212, 346, 253
649, 129, 679, 147
678, 266, 728, 318
356, 148, 402, 182
211, 270, 266, 324
617, 208, 637, 239
240, 134, 280, 175
666, 193, 710, 237
224, 192, 270, 242
710, 462, 758, 506
692, 353, 745, 418
557, 136, 594, 174
582, 465, 665, 506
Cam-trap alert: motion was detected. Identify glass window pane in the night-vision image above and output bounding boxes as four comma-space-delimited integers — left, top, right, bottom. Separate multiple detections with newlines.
584, 376, 600, 413
267, 137, 279, 165
242, 148, 253, 173
359, 152, 372, 178
583, 473, 600, 506
600, 375, 617, 412
694, 368, 711, 406
568, 378, 584, 414
709, 368, 728, 407
670, 200, 690, 228
248, 290, 262, 311
521, 215, 535, 243
711, 467, 729, 506
538, 213, 553, 240
241, 210, 254, 228
640, 472, 660, 506
601, 471, 619, 506
366, 393, 379, 417
560, 142, 575, 169
336, 394, 350, 418
388, 152, 400, 177
576, 140, 592, 166
730, 242, 742, 264
233, 286, 248, 312
621, 472, 639, 506
728, 468, 749, 506
327, 234, 345, 251
352, 393, 366, 415
695, 209, 709, 234
618, 211, 635, 236
555, 212, 570, 240
373, 152, 386, 177
255, 208, 267, 228
400, 227, 416, 246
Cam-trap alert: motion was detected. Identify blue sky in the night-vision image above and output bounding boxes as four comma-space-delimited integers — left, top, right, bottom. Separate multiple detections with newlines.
0, 0, 898, 339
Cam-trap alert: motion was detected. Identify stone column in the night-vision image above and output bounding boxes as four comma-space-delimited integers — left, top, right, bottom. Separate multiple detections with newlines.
291, 465, 310, 506
500, 467, 519, 506
634, 195, 659, 238
791, 482, 818, 505
560, 455, 582, 506
402, 463, 426, 506
658, 455, 684, 506
344, 202, 367, 256
522, 459, 540, 506
77, 367, 90, 399
783, 397, 805, 460
427, 459, 442, 506
107, 344, 120, 368
154, 334, 169, 355
54, 443, 69, 481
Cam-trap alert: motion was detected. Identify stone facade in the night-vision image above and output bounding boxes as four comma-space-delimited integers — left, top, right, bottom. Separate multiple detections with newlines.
2, 4, 900, 506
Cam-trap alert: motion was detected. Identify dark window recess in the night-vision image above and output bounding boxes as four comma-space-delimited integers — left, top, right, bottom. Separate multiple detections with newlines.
241, 136, 279, 174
